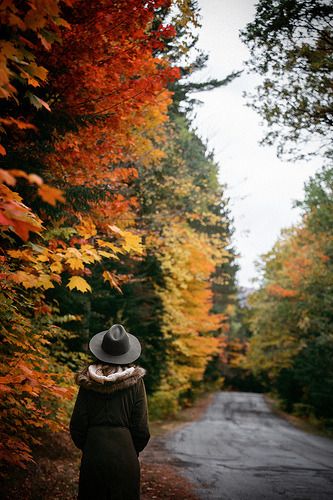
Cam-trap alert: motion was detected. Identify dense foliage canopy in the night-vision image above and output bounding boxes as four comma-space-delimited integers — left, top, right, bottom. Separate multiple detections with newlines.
0, 0, 237, 468
246, 167, 333, 419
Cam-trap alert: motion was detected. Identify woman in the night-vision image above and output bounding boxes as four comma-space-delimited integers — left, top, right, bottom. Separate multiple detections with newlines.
70, 323, 150, 500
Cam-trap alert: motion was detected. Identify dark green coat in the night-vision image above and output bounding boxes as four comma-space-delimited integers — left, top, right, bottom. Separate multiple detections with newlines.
69, 365, 150, 500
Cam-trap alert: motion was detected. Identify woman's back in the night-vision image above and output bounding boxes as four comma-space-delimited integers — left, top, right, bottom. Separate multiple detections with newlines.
70, 363, 150, 500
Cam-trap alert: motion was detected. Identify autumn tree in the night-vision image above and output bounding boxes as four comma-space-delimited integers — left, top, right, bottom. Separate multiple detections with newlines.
245, 167, 333, 419
133, 110, 235, 415
46, 0, 237, 414
0, 0, 182, 469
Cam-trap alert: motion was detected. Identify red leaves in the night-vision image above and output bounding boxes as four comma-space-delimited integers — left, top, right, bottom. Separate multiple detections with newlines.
0, 183, 43, 240
0, 170, 65, 240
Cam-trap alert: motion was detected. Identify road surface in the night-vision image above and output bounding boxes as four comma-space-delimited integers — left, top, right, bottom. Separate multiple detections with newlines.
165, 392, 333, 500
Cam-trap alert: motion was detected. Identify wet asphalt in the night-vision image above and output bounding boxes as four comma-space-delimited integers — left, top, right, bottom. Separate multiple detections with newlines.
165, 392, 333, 500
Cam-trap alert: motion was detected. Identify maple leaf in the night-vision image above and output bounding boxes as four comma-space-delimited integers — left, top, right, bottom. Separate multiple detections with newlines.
97, 239, 122, 254
121, 230, 144, 254
0, 212, 13, 225
38, 184, 65, 205
11, 219, 42, 241
10, 271, 39, 288
103, 271, 123, 293
1, 195, 43, 239
81, 245, 101, 264
36, 274, 55, 290
36, 253, 49, 262
64, 248, 84, 270
77, 218, 97, 239
98, 250, 119, 260
8, 249, 35, 262
67, 276, 91, 293
50, 261, 63, 273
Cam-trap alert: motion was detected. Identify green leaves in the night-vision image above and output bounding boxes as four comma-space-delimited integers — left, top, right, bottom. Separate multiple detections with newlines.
242, 0, 333, 162
245, 168, 333, 420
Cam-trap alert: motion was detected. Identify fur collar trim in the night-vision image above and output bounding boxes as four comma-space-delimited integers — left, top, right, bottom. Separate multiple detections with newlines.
75, 363, 146, 394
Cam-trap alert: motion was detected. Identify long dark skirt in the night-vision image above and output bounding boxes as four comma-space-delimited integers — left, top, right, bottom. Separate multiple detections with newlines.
78, 426, 140, 500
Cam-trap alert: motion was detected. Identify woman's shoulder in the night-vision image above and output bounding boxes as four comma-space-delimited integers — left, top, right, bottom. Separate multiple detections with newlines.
74, 363, 146, 395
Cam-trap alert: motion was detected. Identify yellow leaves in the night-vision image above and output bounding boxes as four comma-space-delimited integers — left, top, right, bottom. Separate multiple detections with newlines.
67, 276, 91, 293
64, 245, 101, 270
98, 250, 118, 259
36, 274, 55, 290
81, 244, 101, 264
107, 225, 144, 255
121, 230, 144, 254
7, 249, 35, 262
96, 239, 122, 256
77, 217, 97, 239
50, 260, 63, 273
151, 221, 224, 391
103, 271, 122, 293
64, 247, 84, 270
5, 221, 143, 297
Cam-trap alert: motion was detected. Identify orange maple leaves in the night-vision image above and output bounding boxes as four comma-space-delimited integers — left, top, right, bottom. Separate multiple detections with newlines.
43, 0, 179, 187
0, 169, 65, 240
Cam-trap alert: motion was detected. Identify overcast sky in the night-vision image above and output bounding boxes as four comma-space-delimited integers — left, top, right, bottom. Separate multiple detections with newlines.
191, 0, 319, 288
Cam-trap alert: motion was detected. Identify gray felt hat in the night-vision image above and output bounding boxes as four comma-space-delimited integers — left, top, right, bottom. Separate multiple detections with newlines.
89, 324, 141, 364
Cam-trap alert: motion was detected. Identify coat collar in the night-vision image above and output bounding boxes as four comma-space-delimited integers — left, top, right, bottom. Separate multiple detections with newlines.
75, 363, 146, 394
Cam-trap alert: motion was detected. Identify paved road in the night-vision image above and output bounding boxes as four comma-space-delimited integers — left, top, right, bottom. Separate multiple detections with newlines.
165, 392, 333, 500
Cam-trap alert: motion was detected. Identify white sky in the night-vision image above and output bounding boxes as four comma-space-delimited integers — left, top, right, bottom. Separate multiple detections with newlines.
191, 0, 320, 288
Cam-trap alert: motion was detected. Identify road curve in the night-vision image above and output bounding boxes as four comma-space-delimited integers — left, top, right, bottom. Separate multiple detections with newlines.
165, 392, 333, 500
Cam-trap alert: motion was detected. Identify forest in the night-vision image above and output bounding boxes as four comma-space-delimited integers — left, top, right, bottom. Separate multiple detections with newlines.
0, 0, 332, 479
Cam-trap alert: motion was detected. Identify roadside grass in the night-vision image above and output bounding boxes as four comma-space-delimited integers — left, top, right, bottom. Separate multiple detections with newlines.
264, 394, 333, 439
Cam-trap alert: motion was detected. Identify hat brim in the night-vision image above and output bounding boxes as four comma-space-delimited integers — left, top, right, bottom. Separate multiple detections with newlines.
88, 330, 141, 365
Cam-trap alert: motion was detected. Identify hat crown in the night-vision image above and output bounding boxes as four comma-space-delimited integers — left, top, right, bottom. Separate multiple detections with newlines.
101, 324, 130, 356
